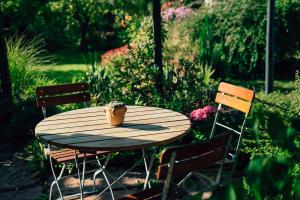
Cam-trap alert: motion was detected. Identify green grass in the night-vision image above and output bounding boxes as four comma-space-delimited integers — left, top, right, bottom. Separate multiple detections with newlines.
33, 50, 101, 84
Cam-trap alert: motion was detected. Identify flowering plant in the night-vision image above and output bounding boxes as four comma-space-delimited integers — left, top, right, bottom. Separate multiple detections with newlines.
162, 6, 193, 21
190, 105, 217, 122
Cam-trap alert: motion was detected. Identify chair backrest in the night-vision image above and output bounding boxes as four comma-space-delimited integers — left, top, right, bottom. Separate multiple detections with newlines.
156, 133, 232, 200
215, 82, 254, 114
36, 82, 91, 118
157, 133, 232, 180
210, 82, 254, 157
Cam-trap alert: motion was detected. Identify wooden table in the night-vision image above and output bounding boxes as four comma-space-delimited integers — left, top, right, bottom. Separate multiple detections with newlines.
35, 105, 191, 199
35, 106, 191, 152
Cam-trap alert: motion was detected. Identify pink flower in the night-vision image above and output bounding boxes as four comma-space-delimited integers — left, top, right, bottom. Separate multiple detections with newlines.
190, 108, 207, 121
190, 105, 217, 122
203, 106, 217, 115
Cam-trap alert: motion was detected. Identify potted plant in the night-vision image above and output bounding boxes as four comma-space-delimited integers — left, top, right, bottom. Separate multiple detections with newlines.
104, 101, 127, 126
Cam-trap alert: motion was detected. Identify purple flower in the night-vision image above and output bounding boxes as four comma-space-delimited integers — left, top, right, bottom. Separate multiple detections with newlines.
162, 6, 192, 21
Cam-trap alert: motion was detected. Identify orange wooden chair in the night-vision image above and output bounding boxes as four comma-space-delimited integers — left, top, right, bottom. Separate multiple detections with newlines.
209, 82, 255, 175
36, 82, 113, 200
119, 133, 233, 200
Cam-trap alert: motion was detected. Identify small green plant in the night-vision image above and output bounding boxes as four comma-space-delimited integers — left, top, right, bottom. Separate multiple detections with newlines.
106, 101, 126, 110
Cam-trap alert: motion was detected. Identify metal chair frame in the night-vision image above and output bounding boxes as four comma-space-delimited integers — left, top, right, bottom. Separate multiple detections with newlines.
119, 133, 233, 200
162, 134, 232, 200
209, 82, 255, 176
36, 82, 114, 200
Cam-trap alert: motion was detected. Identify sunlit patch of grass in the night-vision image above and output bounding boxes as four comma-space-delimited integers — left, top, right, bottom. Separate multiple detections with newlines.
33, 50, 102, 84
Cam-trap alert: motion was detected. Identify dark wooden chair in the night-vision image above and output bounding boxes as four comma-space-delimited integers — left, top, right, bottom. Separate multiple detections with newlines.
119, 133, 233, 200
36, 82, 113, 199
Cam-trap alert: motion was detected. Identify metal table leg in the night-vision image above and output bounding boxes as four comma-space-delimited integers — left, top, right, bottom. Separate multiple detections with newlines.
74, 151, 86, 200
93, 147, 158, 199
49, 157, 65, 200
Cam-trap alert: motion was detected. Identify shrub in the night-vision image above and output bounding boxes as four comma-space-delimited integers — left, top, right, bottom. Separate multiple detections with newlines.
186, 0, 300, 78
1, 34, 55, 145
86, 17, 214, 114
6, 34, 54, 103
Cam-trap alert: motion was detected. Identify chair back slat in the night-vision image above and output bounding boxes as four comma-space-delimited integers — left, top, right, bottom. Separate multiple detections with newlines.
36, 82, 90, 108
218, 82, 254, 101
36, 92, 90, 108
36, 82, 89, 96
160, 133, 231, 164
215, 93, 251, 114
157, 147, 225, 180
157, 133, 232, 180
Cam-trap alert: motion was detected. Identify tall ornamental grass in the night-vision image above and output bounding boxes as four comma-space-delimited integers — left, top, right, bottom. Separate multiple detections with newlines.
6, 35, 54, 103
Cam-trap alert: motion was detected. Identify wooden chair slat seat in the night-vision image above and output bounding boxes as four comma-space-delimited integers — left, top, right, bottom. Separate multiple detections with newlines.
47, 148, 109, 163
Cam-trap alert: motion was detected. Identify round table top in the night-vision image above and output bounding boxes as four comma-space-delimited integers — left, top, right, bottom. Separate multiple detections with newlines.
35, 106, 191, 152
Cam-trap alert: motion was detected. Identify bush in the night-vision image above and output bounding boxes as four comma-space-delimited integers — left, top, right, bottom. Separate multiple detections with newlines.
0, 34, 55, 145
185, 0, 300, 78
6, 34, 54, 103
85, 17, 214, 114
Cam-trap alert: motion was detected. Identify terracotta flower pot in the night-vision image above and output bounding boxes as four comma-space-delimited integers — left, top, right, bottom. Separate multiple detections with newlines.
104, 106, 127, 126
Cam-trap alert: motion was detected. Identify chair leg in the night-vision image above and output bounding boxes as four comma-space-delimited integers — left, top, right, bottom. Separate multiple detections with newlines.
143, 147, 157, 190
94, 155, 115, 200
49, 157, 65, 200
74, 152, 85, 200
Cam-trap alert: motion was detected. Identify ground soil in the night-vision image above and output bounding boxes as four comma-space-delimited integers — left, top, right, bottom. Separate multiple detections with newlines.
0, 143, 238, 200
0, 144, 152, 200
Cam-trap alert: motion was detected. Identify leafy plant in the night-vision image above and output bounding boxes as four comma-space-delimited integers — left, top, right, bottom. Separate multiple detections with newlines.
187, 0, 300, 78
6, 34, 54, 103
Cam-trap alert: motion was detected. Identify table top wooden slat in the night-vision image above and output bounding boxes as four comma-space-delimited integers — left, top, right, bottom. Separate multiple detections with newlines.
35, 106, 191, 152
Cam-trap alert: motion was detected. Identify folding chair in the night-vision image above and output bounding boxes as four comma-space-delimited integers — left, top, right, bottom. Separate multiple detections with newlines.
119, 133, 233, 200
36, 82, 113, 200
210, 82, 255, 174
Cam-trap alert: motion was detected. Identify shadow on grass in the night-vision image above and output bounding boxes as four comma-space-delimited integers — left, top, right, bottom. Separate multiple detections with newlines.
48, 50, 101, 65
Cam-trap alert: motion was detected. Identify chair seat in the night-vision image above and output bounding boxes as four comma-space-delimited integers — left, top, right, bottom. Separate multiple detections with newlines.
48, 148, 109, 163
119, 183, 188, 200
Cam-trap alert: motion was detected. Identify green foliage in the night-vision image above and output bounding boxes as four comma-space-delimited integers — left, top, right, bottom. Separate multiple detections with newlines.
85, 17, 213, 115
1, 34, 55, 145
24, 138, 46, 174
187, 0, 300, 78
3, 0, 152, 51
202, 106, 300, 199
6, 34, 54, 103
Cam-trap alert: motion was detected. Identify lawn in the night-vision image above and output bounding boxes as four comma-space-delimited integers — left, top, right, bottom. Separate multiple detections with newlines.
33, 50, 101, 84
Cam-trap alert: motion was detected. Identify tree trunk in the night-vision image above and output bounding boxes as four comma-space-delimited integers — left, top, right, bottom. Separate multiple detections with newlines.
79, 21, 89, 52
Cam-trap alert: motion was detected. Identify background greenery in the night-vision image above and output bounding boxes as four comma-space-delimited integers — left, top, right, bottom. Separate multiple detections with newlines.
1, 0, 300, 199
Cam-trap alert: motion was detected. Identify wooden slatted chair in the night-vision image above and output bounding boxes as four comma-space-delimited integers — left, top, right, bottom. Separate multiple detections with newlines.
209, 82, 255, 175
119, 133, 233, 200
36, 82, 113, 200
